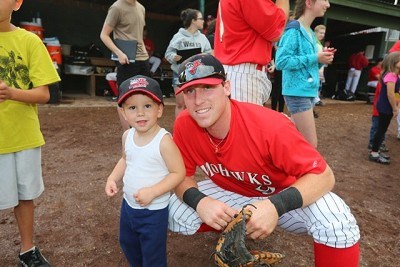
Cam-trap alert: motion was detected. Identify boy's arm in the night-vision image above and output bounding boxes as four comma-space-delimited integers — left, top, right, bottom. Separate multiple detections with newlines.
0, 81, 50, 104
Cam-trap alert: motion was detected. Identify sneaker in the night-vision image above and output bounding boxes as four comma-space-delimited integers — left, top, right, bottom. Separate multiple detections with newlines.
379, 143, 389, 152
315, 100, 325, 106
369, 153, 390, 165
379, 153, 390, 160
19, 247, 51, 267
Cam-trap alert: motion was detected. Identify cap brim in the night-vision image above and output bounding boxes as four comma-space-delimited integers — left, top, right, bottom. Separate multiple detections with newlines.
175, 78, 224, 95
117, 88, 162, 106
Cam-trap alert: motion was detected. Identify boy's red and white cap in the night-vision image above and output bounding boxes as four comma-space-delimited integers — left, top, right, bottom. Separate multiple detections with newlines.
176, 54, 226, 95
117, 75, 163, 106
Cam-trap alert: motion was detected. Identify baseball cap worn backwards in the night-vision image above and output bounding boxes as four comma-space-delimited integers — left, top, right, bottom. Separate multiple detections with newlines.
117, 75, 163, 107
176, 54, 226, 95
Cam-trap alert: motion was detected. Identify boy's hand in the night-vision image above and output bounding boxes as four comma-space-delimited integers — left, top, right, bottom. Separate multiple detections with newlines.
0, 81, 12, 103
134, 187, 155, 207
105, 180, 119, 197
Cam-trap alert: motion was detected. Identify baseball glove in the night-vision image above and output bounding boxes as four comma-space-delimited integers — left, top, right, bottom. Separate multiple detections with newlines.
214, 205, 285, 267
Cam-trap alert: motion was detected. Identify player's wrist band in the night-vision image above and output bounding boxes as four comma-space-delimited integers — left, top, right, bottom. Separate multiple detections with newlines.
183, 187, 207, 211
268, 187, 303, 217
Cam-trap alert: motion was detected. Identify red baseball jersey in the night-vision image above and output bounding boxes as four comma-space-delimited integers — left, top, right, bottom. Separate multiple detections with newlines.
214, 0, 286, 66
173, 100, 327, 197
368, 66, 381, 82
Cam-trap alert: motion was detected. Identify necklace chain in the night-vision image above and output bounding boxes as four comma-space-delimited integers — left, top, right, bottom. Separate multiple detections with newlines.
206, 131, 226, 153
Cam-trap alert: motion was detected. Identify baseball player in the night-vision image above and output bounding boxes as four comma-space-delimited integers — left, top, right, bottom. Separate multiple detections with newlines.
214, 0, 289, 105
168, 54, 360, 266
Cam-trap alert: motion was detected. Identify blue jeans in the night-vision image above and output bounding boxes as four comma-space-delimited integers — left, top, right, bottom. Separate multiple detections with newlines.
284, 96, 314, 115
369, 116, 386, 145
119, 199, 168, 267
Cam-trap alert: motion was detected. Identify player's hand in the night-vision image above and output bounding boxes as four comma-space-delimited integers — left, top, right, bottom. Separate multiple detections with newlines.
134, 187, 155, 207
105, 180, 119, 197
244, 200, 279, 240
0, 81, 12, 103
173, 55, 182, 62
196, 197, 237, 231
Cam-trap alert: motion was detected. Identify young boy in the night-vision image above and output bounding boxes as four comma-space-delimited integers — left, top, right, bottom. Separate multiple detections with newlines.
0, 0, 61, 266
105, 75, 185, 266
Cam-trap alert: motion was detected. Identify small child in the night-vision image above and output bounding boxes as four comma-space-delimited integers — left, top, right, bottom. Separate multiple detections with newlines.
368, 82, 388, 152
105, 75, 185, 266
0, 0, 61, 266
369, 52, 400, 164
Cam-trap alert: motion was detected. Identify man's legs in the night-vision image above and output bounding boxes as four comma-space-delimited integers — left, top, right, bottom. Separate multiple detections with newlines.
279, 192, 360, 266
314, 242, 359, 267
345, 68, 355, 92
169, 181, 360, 266
350, 70, 361, 94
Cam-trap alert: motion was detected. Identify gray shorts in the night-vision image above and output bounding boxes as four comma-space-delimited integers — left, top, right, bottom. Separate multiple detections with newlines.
0, 148, 44, 210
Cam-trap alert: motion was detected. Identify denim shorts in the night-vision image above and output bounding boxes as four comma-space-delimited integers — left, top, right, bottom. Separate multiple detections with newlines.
284, 96, 315, 114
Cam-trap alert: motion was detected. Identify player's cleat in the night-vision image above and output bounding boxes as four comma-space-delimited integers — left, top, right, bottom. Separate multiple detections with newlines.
369, 153, 390, 165
19, 247, 51, 267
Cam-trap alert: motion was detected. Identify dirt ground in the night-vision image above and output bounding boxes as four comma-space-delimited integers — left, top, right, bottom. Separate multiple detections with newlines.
1, 96, 399, 267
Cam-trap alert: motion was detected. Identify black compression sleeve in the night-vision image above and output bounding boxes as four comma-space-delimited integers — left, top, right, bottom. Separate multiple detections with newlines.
268, 187, 303, 217
182, 187, 207, 211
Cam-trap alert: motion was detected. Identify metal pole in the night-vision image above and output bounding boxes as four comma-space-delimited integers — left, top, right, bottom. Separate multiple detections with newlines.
199, 0, 205, 15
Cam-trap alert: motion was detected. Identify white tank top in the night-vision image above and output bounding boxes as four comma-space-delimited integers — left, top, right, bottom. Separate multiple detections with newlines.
123, 127, 170, 210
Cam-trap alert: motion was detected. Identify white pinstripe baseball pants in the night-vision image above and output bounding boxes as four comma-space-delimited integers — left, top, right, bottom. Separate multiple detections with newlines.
224, 63, 272, 105
168, 179, 360, 249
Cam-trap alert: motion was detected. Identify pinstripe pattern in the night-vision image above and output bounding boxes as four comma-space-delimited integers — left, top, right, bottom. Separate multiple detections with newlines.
224, 63, 272, 105
168, 179, 360, 248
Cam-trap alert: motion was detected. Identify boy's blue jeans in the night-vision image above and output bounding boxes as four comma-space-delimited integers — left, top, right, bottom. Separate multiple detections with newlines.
119, 199, 168, 267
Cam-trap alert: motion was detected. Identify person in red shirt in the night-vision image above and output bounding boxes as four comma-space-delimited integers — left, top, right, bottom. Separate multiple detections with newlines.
143, 27, 161, 76
344, 49, 369, 99
168, 54, 360, 266
389, 40, 400, 53
214, 0, 289, 105
367, 58, 383, 89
